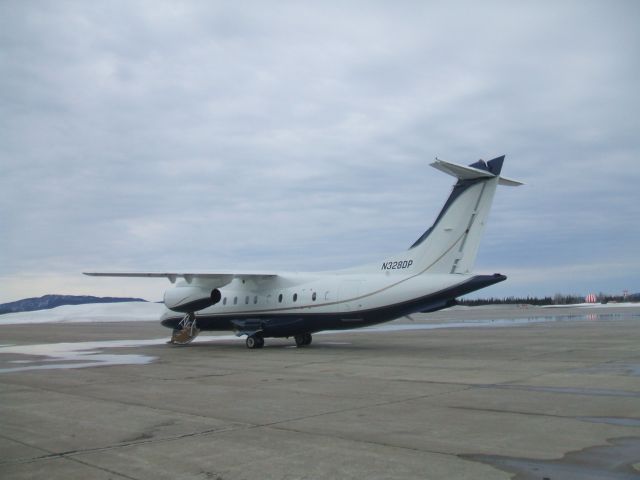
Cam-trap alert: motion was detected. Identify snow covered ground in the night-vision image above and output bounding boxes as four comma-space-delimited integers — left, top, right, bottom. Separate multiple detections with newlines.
0, 301, 166, 325
541, 302, 640, 308
1, 300, 638, 326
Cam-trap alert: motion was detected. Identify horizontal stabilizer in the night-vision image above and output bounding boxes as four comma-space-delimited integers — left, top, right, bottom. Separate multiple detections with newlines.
431, 158, 523, 186
498, 176, 524, 186
430, 159, 495, 180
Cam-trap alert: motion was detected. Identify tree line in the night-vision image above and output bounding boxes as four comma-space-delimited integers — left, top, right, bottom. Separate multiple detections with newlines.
459, 292, 638, 306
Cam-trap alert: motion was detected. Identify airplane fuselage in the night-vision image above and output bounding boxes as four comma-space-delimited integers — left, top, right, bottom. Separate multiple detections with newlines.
159, 272, 506, 337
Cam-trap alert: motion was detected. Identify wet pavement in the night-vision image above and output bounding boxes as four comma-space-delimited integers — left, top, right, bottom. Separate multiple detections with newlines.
1, 305, 639, 479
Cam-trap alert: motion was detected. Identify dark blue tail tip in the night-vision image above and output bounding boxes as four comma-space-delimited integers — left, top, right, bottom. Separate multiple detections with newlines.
469, 155, 505, 176
487, 155, 505, 175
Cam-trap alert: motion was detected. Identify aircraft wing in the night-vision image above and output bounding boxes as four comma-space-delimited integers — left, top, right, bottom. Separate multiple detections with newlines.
83, 271, 278, 285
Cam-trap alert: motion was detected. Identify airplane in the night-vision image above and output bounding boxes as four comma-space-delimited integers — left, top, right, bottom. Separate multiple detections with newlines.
85, 156, 522, 349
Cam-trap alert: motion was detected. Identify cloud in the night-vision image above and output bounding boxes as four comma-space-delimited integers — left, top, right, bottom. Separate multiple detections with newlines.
1, 1, 639, 302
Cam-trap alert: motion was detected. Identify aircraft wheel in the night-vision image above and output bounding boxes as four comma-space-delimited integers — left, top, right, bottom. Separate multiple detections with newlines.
294, 333, 312, 347
246, 335, 264, 349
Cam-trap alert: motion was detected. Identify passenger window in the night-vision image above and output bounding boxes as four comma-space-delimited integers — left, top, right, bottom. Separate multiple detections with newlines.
253, 295, 258, 304
233, 296, 238, 305
278, 293, 283, 303
312, 292, 317, 301
245, 295, 249, 304
325, 291, 330, 301
223, 297, 227, 305
293, 293, 298, 302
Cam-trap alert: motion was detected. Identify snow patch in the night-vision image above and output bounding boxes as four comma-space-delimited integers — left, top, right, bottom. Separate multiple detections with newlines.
0, 302, 165, 325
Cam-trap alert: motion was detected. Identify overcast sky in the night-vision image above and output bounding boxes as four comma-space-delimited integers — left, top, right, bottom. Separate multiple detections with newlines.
1, 1, 639, 303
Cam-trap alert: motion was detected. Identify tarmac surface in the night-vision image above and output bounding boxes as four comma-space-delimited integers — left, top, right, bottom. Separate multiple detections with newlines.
1, 305, 640, 479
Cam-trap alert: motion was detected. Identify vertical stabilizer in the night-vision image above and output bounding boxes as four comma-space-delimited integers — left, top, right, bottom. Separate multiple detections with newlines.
379, 156, 521, 276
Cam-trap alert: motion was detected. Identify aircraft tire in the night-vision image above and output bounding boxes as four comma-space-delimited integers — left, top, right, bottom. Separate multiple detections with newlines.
294, 333, 312, 347
246, 335, 264, 349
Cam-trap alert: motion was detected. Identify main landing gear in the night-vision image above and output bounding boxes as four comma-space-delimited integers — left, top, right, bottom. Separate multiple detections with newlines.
244, 333, 313, 349
294, 333, 312, 347
169, 312, 200, 345
245, 334, 265, 349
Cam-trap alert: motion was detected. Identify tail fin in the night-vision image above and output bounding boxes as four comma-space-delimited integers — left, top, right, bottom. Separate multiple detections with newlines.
379, 156, 522, 276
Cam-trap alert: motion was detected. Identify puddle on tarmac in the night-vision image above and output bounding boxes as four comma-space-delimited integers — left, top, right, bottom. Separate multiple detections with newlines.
572, 363, 640, 377
478, 384, 640, 399
0, 335, 239, 373
345, 311, 640, 334
579, 417, 640, 428
463, 437, 640, 480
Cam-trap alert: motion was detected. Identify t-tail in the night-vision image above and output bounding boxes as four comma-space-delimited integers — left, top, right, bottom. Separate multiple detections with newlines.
380, 155, 523, 276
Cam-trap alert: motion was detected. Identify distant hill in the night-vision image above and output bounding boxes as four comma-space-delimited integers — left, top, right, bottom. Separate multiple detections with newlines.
0, 295, 147, 315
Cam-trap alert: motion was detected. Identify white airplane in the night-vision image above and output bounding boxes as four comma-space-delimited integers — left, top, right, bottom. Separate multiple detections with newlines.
86, 156, 522, 349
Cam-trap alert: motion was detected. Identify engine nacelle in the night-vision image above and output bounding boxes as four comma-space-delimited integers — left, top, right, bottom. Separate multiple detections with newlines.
163, 286, 222, 313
